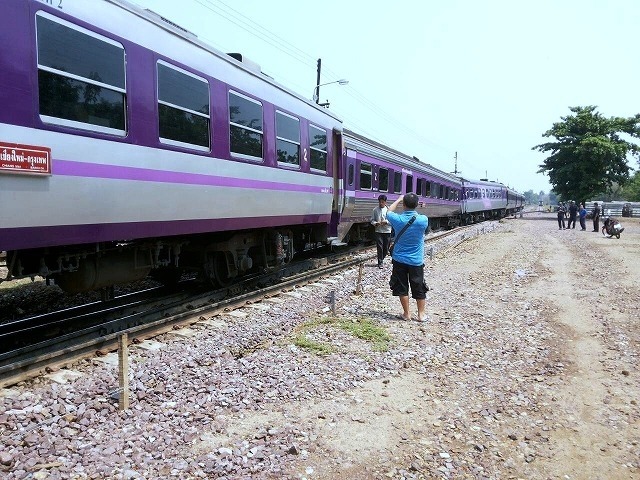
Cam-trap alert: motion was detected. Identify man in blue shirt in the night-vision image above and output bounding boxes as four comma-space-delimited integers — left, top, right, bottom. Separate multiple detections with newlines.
386, 193, 429, 322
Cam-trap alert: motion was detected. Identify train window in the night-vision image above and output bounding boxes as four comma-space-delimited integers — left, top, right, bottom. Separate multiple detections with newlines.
309, 125, 327, 171
379, 168, 389, 192
36, 12, 126, 135
416, 178, 425, 196
158, 61, 210, 150
393, 172, 402, 193
405, 175, 413, 193
348, 164, 354, 186
444, 186, 450, 200
360, 162, 372, 190
276, 111, 300, 167
229, 91, 263, 160
426, 181, 432, 197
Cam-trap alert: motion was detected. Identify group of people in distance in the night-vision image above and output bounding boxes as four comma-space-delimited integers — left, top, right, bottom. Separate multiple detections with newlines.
371, 195, 607, 323
370, 194, 429, 323
556, 200, 601, 232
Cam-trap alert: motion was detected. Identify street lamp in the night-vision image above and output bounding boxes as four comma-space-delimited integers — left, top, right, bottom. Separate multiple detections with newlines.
313, 79, 348, 107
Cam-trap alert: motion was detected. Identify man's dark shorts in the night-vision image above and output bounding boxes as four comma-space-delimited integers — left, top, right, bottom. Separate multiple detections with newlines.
389, 260, 428, 299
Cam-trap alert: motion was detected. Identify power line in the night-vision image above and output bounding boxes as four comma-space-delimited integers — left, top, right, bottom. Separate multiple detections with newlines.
146, 0, 456, 161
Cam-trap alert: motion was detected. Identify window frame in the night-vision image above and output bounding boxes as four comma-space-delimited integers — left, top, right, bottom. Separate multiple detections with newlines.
275, 110, 301, 168
157, 60, 210, 152
36, 11, 127, 136
348, 164, 355, 186
308, 124, 328, 172
229, 90, 264, 162
379, 167, 389, 192
405, 174, 414, 193
393, 172, 402, 194
360, 162, 372, 190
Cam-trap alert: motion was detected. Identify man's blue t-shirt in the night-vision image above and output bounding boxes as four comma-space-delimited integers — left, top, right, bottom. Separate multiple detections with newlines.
387, 210, 429, 266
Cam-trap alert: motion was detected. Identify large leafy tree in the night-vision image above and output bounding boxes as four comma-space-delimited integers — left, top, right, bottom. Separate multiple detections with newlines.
533, 106, 640, 202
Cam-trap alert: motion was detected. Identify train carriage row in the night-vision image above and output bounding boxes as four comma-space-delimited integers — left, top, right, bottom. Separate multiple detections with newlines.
0, 0, 523, 295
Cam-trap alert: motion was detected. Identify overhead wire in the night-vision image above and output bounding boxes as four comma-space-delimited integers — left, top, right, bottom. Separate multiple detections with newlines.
167, 0, 459, 166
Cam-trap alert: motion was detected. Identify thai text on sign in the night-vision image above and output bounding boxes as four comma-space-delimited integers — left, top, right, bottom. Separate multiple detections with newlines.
0, 142, 51, 175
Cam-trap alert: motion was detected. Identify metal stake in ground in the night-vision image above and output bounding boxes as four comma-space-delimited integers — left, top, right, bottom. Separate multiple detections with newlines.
355, 263, 364, 295
118, 333, 129, 410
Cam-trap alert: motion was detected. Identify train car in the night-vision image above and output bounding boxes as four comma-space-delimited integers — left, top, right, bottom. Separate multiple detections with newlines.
0, 0, 526, 297
505, 186, 525, 216
461, 178, 524, 223
334, 129, 463, 243
0, 0, 342, 294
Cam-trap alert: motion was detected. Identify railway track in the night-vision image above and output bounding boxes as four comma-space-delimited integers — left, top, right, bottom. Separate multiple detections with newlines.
0, 222, 496, 388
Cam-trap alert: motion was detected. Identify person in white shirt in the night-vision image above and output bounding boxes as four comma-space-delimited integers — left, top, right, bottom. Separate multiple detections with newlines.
371, 194, 392, 268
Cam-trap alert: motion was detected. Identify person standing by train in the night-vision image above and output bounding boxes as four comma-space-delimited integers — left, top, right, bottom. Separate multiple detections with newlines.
371, 194, 392, 268
579, 203, 587, 230
557, 202, 566, 230
386, 193, 429, 322
592, 202, 601, 232
567, 200, 578, 229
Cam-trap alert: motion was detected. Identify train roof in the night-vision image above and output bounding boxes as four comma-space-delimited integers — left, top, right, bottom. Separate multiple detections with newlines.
105, 0, 341, 123
460, 177, 523, 193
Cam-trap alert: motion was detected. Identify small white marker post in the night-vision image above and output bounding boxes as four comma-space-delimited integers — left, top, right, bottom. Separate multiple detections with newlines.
118, 333, 129, 410
355, 263, 364, 295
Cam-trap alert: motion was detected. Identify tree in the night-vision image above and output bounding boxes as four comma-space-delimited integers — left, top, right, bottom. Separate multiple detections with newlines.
523, 189, 536, 204
533, 106, 640, 202
620, 170, 640, 201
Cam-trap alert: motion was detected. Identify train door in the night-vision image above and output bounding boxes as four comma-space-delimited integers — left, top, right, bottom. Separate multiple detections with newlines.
332, 147, 357, 243
332, 129, 345, 215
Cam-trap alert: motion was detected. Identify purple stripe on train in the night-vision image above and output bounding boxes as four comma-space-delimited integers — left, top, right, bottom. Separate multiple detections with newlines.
53, 160, 332, 193
0, 213, 333, 251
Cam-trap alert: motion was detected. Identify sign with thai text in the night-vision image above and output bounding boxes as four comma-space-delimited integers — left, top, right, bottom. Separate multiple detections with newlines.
0, 142, 51, 175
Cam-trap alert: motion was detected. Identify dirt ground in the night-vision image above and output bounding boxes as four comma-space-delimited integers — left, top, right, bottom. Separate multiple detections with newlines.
1, 213, 639, 479
232, 213, 640, 479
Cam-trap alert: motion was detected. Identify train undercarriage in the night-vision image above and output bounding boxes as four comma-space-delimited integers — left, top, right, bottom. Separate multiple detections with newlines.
2, 224, 328, 297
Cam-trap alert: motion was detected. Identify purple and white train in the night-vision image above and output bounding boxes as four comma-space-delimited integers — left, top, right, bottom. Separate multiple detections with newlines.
0, 0, 523, 295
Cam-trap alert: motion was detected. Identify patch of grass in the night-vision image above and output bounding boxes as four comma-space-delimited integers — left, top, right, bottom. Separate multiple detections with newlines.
291, 316, 390, 354
292, 334, 334, 355
338, 318, 390, 352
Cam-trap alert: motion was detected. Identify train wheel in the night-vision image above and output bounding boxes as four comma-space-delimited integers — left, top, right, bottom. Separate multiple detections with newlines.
205, 252, 232, 288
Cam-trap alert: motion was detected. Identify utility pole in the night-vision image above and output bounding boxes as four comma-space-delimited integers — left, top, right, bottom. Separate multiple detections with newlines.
452, 151, 461, 175
315, 58, 322, 104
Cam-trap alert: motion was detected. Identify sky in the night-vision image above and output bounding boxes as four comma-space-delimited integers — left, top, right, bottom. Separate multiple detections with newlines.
131, 0, 640, 194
